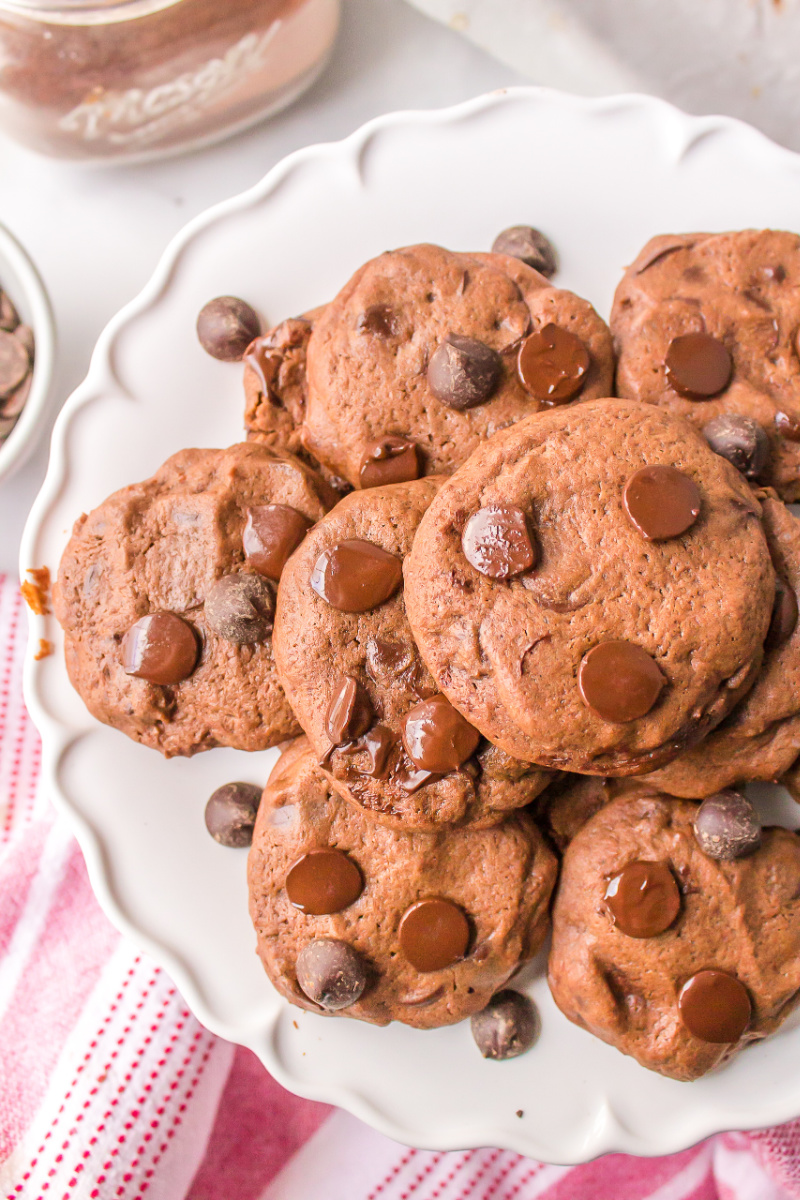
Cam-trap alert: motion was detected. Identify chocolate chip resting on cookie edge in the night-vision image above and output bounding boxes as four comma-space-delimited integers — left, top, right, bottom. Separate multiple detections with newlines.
247, 738, 558, 1028
272, 478, 554, 828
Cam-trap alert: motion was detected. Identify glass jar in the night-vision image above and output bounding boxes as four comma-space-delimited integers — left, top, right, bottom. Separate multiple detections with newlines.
0, 0, 340, 161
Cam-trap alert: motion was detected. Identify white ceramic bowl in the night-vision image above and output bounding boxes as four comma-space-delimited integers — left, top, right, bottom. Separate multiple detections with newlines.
19, 87, 800, 1163
0, 221, 55, 484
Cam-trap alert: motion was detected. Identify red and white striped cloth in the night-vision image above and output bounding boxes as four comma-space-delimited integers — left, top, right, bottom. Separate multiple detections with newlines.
2, 571, 800, 1200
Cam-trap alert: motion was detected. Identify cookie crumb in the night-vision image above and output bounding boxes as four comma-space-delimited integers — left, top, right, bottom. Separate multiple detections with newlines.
34, 638, 53, 661
516, 1110, 524, 1118
21, 566, 51, 614
293, 1020, 299, 1030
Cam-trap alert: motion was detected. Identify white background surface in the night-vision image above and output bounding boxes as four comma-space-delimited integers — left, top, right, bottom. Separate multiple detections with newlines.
0, 0, 525, 574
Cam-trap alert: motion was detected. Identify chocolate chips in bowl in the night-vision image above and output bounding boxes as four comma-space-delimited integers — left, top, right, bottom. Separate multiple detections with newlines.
0, 219, 54, 483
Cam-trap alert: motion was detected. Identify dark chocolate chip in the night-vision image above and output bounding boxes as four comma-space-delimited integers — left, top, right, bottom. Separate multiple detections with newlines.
286, 849, 363, 915
204, 781, 262, 847
427, 334, 502, 411
517, 324, 589, 404
196, 296, 260, 361
578, 640, 664, 723
491, 226, 557, 278
325, 676, 373, 745
122, 612, 199, 685
623, 465, 701, 541
775, 410, 800, 442
461, 504, 535, 579
665, 333, 732, 399
470, 990, 539, 1060
310, 539, 402, 612
0, 329, 30, 398
604, 861, 681, 938
365, 637, 416, 684
296, 939, 368, 1010
693, 791, 761, 860
401, 694, 480, 773
398, 898, 470, 972
204, 573, 274, 643
243, 504, 312, 581
339, 724, 396, 779
678, 970, 751, 1043
766, 577, 799, 649
357, 305, 399, 338
702, 414, 769, 478
359, 436, 421, 489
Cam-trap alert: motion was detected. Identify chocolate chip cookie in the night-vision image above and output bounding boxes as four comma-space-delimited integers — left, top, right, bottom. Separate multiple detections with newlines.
548, 792, 800, 1080
247, 243, 614, 490
54, 442, 336, 757
643, 494, 800, 796
612, 230, 800, 501
405, 399, 775, 775
272, 477, 552, 828
247, 738, 558, 1028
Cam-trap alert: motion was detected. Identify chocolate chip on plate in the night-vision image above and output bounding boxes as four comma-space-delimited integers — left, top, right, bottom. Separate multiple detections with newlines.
196, 296, 261, 361
204, 573, 274, 643
702, 414, 769, 479
693, 791, 762, 860
491, 226, 558, 278
427, 334, 502, 410
204, 781, 262, 847
296, 938, 368, 1010
122, 612, 199, 685
471, 989, 539, 1060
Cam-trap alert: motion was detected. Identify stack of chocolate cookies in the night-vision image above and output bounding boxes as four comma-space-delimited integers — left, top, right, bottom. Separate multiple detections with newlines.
53, 228, 800, 1080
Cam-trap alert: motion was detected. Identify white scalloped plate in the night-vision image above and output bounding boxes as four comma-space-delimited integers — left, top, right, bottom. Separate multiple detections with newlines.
20, 88, 800, 1163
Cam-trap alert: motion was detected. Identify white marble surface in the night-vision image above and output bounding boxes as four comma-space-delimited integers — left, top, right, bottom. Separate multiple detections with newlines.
0, 0, 525, 575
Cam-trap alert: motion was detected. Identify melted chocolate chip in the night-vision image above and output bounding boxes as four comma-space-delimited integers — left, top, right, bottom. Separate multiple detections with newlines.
693, 791, 761, 860
491, 225, 557, 278
365, 637, 416, 684
461, 504, 536, 579
243, 336, 280, 396
325, 676, 373, 745
702, 414, 769, 479
623, 465, 701, 541
204, 781, 262, 847
340, 724, 396, 779
678, 970, 751, 1043
604, 861, 681, 938
391, 758, 441, 794
310, 540, 403, 612
296, 939, 368, 1010
578, 640, 664, 723
359, 436, 421, 489
470, 990, 539, 1060
766, 577, 799, 649
243, 505, 312, 581
196, 296, 260, 362
401, 695, 481, 773
665, 333, 733, 399
399, 898, 470, 972
286, 848, 363, 915
204, 573, 274, 644
427, 334, 502, 411
122, 612, 199, 685
775, 411, 800, 442
357, 304, 399, 338
517, 324, 589, 404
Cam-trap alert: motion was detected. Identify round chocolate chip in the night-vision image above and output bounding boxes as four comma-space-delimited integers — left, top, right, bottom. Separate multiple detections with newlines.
427, 334, 502, 411
310, 540, 402, 612
122, 612, 200, 685
665, 333, 732, 400
470, 990, 539, 1060
491, 226, 557, 278
604, 861, 681, 938
204, 573, 274, 643
517, 324, 589, 404
461, 504, 536, 579
702, 414, 769, 479
623, 465, 701, 541
398, 897, 470, 972
693, 791, 761, 860
578, 640, 664, 723
296, 939, 368, 1010
204, 781, 262, 847
196, 296, 261, 362
678, 970, 751, 1043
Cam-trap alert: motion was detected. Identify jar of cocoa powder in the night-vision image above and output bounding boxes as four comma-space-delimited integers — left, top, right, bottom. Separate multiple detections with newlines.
0, 0, 340, 161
